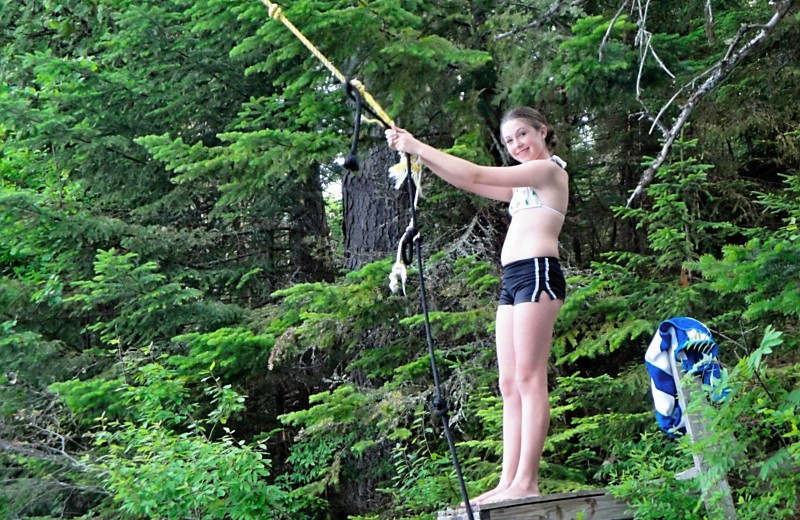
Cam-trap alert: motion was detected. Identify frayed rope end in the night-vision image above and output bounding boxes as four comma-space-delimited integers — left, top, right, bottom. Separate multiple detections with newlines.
389, 261, 408, 295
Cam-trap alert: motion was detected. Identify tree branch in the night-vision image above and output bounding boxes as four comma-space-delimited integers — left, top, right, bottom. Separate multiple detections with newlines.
0, 438, 88, 472
494, 0, 581, 40
599, 0, 630, 61
705, 0, 716, 43
626, 0, 796, 206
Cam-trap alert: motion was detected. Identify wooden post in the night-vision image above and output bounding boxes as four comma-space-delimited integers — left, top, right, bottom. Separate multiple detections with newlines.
668, 345, 737, 519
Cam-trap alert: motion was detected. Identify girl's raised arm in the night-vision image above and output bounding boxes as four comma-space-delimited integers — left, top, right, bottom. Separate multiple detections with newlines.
386, 126, 560, 200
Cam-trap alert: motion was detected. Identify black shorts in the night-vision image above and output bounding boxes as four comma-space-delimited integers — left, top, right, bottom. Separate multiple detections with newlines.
498, 257, 566, 305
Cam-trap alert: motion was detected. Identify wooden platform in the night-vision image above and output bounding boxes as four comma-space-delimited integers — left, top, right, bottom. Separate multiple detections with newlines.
437, 489, 632, 520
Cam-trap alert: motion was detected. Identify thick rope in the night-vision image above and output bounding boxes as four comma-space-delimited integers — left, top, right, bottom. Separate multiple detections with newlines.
260, 0, 394, 128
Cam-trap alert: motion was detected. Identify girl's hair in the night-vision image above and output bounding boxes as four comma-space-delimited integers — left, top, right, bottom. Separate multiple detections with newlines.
501, 107, 558, 152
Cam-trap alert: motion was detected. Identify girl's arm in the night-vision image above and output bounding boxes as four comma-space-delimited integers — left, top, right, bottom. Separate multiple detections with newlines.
415, 142, 512, 202
387, 126, 560, 197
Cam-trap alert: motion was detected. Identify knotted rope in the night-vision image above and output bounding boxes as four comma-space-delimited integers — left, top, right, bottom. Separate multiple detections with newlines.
388, 154, 424, 295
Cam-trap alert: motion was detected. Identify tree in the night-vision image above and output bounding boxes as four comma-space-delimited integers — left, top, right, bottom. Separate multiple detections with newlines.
342, 142, 410, 270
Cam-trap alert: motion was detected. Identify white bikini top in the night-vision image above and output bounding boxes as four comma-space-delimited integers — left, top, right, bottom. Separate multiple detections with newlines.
508, 155, 567, 217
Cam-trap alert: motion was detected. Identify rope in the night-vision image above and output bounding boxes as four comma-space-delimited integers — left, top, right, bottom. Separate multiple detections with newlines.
388, 153, 422, 294
401, 155, 475, 520
260, 0, 394, 128
258, 3, 474, 516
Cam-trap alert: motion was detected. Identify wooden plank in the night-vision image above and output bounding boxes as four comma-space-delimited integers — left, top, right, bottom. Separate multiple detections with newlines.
437, 489, 633, 520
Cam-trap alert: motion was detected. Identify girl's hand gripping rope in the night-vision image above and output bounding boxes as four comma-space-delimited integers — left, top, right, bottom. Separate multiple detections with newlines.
385, 125, 420, 155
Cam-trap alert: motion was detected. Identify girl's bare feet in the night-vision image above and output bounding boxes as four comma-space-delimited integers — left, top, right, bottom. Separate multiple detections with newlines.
459, 482, 510, 507
482, 482, 539, 504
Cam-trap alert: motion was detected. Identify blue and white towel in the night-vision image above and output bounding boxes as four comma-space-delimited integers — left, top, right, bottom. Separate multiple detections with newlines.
644, 317, 723, 437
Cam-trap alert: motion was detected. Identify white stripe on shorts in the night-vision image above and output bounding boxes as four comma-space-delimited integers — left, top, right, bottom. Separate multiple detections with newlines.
544, 257, 556, 300
531, 258, 540, 301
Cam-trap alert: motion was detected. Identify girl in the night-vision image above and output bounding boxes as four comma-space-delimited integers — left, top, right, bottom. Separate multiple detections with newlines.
386, 107, 568, 504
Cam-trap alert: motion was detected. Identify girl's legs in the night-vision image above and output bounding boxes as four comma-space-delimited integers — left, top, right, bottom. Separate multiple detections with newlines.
467, 304, 518, 504
485, 297, 562, 502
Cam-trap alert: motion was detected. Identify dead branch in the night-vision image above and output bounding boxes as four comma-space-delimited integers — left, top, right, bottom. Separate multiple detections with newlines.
495, 0, 581, 40
0, 438, 88, 472
0, 476, 109, 496
602, 0, 674, 137
599, 0, 631, 61
705, 0, 716, 43
626, 0, 796, 206
647, 67, 715, 135
633, 0, 676, 125
629, 111, 668, 136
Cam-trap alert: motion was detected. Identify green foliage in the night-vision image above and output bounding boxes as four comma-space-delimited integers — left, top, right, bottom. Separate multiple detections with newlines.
169, 327, 275, 380
555, 139, 729, 366
606, 433, 706, 520
608, 327, 800, 520
1, 0, 798, 518
382, 414, 461, 516
50, 376, 129, 424
66, 248, 205, 345
90, 363, 288, 520
557, 15, 638, 93
691, 173, 800, 334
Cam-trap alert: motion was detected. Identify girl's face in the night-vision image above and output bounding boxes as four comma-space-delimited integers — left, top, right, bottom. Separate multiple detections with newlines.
501, 118, 548, 163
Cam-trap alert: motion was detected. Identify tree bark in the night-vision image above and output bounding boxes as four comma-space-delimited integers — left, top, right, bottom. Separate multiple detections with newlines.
342, 142, 409, 271
288, 164, 335, 282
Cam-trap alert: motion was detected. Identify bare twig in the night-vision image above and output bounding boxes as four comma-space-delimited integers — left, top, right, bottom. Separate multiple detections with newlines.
599, 0, 631, 61
646, 41, 675, 80
647, 67, 715, 135
705, 0, 716, 42
633, 0, 650, 48
628, 0, 675, 138
0, 438, 88, 472
635, 34, 648, 99
1, 477, 109, 496
626, 0, 796, 206
632, 43, 677, 137
632, 0, 675, 95
494, 0, 580, 40
629, 111, 668, 136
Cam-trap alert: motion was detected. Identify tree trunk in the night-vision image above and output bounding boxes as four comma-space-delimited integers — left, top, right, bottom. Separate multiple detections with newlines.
342, 142, 409, 271
288, 164, 335, 282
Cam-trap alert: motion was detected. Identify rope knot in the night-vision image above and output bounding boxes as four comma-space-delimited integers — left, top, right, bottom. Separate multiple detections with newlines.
389, 261, 408, 295
388, 153, 425, 295
400, 224, 420, 266
267, 4, 282, 19
432, 396, 448, 417
349, 79, 365, 93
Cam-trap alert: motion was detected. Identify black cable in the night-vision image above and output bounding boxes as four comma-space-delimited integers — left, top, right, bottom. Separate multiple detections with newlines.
343, 81, 363, 171
403, 154, 475, 520
343, 79, 394, 172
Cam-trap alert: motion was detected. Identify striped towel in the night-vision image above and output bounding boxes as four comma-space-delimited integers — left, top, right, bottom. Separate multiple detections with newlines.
644, 317, 724, 437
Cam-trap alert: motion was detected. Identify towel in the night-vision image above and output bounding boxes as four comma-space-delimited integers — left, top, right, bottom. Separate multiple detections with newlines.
644, 317, 723, 437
